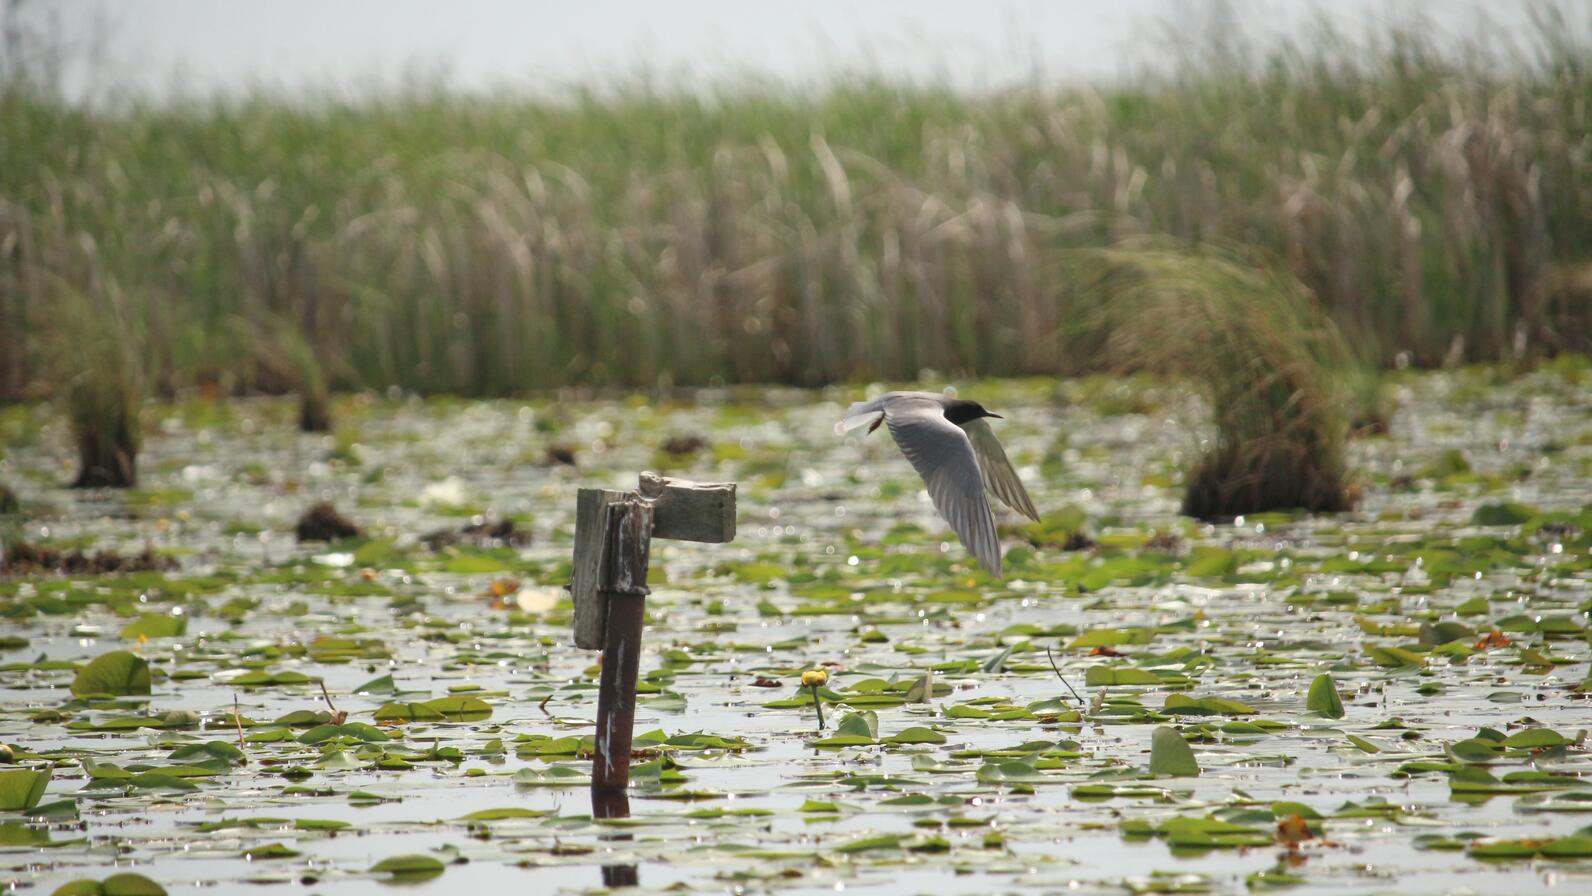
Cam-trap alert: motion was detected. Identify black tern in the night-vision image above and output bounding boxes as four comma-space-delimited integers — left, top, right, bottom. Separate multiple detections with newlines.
837, 392, 1040, 577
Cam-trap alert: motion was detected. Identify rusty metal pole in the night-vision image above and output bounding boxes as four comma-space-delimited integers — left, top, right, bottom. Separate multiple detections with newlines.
591, 498, 652, 795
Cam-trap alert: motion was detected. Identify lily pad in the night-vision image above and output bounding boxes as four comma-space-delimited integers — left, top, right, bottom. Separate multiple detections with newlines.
50, 874, 166, 896
1149, 727, 1200, 777
369, 854, 446, 880
1305, 673, 1345, 718
70, 651, 151, 697
0, 768, 49, 811
118, 614, 186, 640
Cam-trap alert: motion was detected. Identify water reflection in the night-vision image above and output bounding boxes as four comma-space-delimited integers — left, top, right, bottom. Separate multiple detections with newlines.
592, 788, 638, 888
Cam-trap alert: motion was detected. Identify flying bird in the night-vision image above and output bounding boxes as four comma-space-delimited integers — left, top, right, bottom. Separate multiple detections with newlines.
836, 392, 1040, 577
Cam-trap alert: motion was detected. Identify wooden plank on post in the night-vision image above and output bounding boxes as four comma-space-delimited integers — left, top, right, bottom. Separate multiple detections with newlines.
571, 487, 626, 649
638, 471, 736, 543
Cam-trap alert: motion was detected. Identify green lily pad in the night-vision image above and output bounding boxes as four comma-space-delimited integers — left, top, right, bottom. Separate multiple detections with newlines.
0, 768, 49, 811
420, 696, 493, 720
457, 807, 551, 821
1306, 673, 1345, 718
1149, 727, 1199, 777
71, 651, 152, 697
50, 873, 167, 896
1471, 502, 1536, 526
369, 853, 446, 880
884, 726, 947, 745
118, 614, 186, 640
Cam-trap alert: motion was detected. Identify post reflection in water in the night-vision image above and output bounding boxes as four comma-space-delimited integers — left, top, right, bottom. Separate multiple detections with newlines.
592, 788, 638, 888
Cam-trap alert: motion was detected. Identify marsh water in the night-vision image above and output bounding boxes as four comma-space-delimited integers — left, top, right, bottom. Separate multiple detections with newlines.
1, 368, 1590, 895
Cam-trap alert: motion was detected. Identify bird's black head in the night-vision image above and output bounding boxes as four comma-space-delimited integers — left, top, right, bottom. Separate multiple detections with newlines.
943, 399, 1002, 425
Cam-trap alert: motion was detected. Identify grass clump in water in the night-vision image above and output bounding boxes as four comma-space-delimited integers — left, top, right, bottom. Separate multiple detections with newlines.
1523, 263, 1592, 359
241, 315, 333, 432
1077, 249, 1357, 520
53, 298, 143, 489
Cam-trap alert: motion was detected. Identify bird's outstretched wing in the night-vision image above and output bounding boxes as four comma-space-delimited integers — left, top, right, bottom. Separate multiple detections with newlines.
835, 396, 887, 435
883, 397, 1003, 577
960, 417, 1040, 522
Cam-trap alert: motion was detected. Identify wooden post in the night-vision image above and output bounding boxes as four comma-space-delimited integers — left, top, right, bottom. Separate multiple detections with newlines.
591, 497, 651, 794
569, 473, 736, 802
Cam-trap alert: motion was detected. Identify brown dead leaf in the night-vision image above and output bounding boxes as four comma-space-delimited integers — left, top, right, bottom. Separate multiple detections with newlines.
1474, 629, 1511, 650
1276, 813, 1313, 850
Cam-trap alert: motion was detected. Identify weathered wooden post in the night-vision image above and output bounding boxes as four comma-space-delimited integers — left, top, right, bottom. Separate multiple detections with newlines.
570, 471, 736, 797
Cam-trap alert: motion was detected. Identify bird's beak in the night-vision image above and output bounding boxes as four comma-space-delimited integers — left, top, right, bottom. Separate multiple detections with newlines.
986, 412, 1003, 419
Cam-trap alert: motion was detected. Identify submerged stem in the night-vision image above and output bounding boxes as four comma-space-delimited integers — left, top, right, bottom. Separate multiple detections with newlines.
233, 693, 248, 762
1047, 646, 1085, 705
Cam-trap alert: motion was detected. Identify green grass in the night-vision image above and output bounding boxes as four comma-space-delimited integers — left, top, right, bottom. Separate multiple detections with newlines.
47, 293, 144, 487
240, 313, 333, 431
0, 12, 1587, 399
1069, 249, 1355, 518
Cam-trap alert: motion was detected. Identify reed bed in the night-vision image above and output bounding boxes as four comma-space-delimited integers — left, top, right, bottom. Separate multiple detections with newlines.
0, 15, 1586, 401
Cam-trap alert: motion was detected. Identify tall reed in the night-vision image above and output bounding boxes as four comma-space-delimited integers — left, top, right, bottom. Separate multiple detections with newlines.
0, 14, 1586, 399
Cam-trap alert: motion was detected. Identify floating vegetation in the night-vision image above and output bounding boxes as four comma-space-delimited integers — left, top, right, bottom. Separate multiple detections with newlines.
293, 502, 362, 543
0, 369, 1588, 893
421, 518, 531, 551
543, 444, 577, 467
0, 541, 175, 576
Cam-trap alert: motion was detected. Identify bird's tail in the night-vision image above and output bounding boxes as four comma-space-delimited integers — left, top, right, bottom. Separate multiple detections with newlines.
834, 397, 886, 435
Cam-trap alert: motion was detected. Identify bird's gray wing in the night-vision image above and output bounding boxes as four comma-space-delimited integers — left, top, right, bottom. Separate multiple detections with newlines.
835, 395, 888, 435
960, 417, 1040, 522
883, 398, 1003, 577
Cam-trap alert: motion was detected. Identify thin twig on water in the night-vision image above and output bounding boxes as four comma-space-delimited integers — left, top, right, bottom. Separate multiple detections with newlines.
1046, 646, 1085, 704
319, 679, 347, 724
232, 693, 247, 760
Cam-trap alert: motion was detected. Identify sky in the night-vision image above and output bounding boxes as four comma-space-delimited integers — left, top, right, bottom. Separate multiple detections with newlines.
24, 0, 1563, 102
